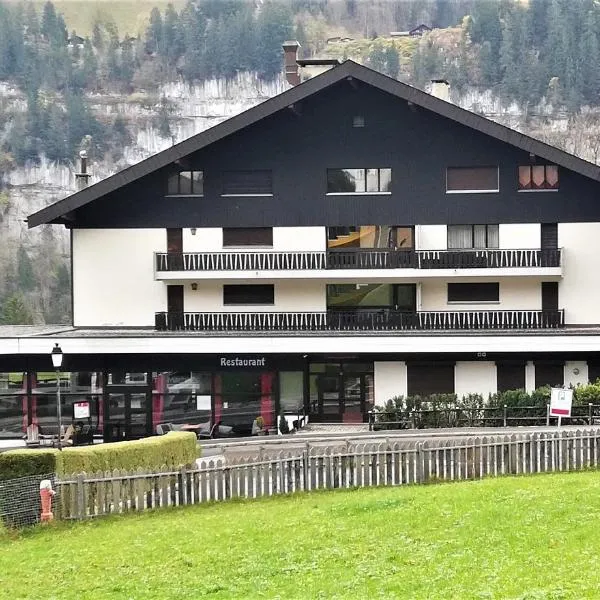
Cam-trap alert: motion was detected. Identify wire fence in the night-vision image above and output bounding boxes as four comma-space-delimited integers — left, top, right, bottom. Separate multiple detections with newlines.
0, 473, 56, 529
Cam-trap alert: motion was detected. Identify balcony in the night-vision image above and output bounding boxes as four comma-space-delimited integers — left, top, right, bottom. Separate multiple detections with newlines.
154, 248, 562, 280
155, 309, 565, 332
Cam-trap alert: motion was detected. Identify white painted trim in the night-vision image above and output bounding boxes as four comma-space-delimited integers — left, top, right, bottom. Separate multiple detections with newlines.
517, 189, 559, 193
446, 190, 499, 194
155, 267, 562, 281
5, 333, 600, 356
326, 192, 392, 196
220, 194, 274, 197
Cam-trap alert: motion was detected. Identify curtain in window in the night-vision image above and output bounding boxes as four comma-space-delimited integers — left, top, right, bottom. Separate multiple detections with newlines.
448, 225, 472, 248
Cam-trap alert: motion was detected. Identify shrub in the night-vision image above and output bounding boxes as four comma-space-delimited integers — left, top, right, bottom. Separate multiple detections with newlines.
59, 431, 198, 476
0, 449, 62, 481
0, 431, 197, 480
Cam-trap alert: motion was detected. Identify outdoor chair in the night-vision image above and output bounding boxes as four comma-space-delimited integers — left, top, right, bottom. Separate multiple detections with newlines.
24, 424, 40, 447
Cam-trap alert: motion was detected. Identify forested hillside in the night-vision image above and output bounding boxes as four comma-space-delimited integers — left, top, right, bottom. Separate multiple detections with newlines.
1, 0, 600, 325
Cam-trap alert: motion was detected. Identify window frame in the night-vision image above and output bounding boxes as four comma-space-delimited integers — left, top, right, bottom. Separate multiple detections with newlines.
221, 170, 273, 197
326, 168, 392, 195
447, 282, 500, 304
166, 170, 204, 196
447, 224, 499, 249
222, 227, 274, 248
223, 284, 275, 306
446, 166, 499, 194
518, 165, 559, 192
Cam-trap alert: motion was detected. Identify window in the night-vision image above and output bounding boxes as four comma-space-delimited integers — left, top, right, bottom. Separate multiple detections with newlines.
327, 225, 414, 249
222, 170, 272, 196
518, 165, 559, 191
407, 363, 455, 396
327, 168, 392, 193
352, 116, 365, 128
447, 282, 499, 303
446, 167, 498, 193
223, 227, 273, 247
327, 284, 416, 311
167, 171, 203, 195
223, 284, 274, 305
448, 225, 499, 249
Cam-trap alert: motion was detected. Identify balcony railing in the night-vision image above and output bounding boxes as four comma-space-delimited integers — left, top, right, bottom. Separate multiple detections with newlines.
155, 248, 562, 272
155, 309, 565, 332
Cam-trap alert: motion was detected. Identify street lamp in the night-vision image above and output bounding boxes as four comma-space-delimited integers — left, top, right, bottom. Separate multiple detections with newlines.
51, 343, 63, 450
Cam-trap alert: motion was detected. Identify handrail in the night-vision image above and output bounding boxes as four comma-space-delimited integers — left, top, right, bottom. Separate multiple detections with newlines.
154, 248, 562, 271
155, 309, 565, 332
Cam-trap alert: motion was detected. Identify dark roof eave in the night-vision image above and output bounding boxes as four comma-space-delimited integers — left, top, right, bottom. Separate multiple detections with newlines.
27, 61, 600, 227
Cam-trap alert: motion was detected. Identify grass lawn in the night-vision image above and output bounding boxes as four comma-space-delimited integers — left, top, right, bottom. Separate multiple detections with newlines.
2, 472, 600, 599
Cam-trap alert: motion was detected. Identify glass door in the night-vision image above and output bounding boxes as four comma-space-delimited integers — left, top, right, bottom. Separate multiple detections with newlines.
104, 388, 151, 442
317, 375, 342, 421
342, 374, 363, 423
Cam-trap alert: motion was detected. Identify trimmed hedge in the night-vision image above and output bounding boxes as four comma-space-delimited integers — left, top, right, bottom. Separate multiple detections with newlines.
0, 449, 62, 481
0, 431, 198, 480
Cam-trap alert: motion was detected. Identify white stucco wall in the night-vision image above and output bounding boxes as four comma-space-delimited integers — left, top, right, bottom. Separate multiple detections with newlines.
420, 278, 542, 311
564, 360, 588, 388
184, 280, 326, 312
181, 227, 326, 252
525, 361, 536, 393
273, 227, 326, 251
498, 224, 540, 249
558, 223, 600, 325
73, 229, 167, 326
416, 225, 447, 250
455, 361, 497, 398
374, 361, 407, 404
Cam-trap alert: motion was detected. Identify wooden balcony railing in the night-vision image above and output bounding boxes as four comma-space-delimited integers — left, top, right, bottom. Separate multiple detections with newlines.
155, 309, 565, 332
155, 248, 562, 272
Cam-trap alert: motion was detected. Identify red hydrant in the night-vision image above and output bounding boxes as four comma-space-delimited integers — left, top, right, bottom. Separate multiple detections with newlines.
39, 480, 55, 523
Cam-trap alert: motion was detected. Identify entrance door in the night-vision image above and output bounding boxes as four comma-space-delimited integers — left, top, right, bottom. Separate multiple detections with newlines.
104, 388, 151, 442
167, 285, 184, 330
316, 373, 367, 422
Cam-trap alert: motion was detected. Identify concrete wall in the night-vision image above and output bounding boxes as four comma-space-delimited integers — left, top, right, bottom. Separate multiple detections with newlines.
184, 280, 326, 312
558, 223, 600, 325
455, 361, 497, 398
73, 229, 166, 326
420, 278, 541, 311
374, 361, 407, 404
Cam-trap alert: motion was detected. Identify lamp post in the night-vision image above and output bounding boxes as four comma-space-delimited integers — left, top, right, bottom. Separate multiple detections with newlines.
51, 343, 63, 450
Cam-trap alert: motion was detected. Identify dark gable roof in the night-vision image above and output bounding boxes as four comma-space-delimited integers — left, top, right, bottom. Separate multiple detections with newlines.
28, 60, 600, 227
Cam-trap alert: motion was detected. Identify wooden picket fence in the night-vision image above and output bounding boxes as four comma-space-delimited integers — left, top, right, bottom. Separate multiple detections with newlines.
56, 429, 600, 520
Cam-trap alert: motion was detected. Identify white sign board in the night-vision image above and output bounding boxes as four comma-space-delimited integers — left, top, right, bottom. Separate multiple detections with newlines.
196, 395, 211, 411
73, 401, 90, 420
550, 388, 573, 418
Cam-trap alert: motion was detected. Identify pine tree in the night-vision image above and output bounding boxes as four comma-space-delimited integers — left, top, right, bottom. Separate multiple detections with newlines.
255, 1, 293, 80
163, 4, 183, 66
17, 245, 35, 291
368, 42, 386, 74
145, 7, 164, 56
384, 45, 400, 79
579, 9, 600, 105
0, 293, 34, 325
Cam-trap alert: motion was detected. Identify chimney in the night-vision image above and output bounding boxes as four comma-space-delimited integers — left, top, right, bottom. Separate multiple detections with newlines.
430, 78, 450, 102
282, 41, 301, 86
75, 150, 91, 190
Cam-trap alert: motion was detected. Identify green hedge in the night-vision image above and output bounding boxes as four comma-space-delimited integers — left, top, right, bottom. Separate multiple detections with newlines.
0, 449, 62, 481
0, 431, 198, 480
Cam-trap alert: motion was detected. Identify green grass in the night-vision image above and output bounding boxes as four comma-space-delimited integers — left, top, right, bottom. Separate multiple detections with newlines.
2, 472, 600, 599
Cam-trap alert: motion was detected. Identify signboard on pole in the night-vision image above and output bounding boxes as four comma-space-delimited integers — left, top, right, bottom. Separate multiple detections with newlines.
73, 401, 90, 420
550, 388, 573, 419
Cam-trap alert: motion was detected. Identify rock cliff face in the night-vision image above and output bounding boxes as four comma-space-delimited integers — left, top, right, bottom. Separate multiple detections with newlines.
0, 73, 286, 323
2, 71, 599, 324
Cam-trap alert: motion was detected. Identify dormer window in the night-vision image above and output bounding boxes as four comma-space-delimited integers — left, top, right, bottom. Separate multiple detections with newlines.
518, 165, 559, 191
167, 170, 203, 195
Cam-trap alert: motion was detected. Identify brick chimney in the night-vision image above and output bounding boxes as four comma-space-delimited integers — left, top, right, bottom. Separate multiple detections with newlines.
430, 78, 450, 102
282, 41, 301, 86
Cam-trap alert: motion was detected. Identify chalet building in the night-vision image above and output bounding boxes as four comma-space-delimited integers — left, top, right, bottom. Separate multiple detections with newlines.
2, 55, 600, 442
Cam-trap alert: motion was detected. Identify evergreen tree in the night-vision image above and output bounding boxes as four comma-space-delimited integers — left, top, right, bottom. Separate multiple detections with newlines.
17, 245, 35, 291
384, 45, 400, 79
91, 21, 104, 51
163, 4, 183, 66
579, 9, 600, 105
180, 0, 207, 81
255, 1, 293, 80
145, 7, 163, 56
0, 293, 34, 325
368, 42, 386, 74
